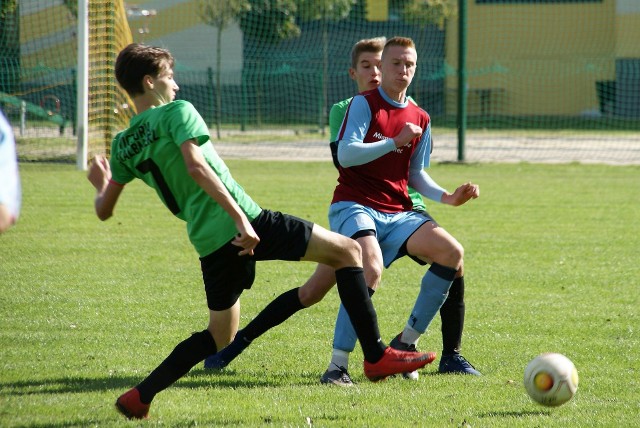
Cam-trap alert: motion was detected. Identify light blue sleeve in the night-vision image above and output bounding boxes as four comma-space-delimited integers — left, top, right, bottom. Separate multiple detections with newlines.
337, 95, 396, 167
408, 123, 447, 202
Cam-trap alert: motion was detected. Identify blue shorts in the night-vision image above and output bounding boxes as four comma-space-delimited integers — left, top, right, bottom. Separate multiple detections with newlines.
328, 201, 433, 268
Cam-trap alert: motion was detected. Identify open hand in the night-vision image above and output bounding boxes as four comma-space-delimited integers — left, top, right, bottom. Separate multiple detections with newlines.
442, 182, 479, 206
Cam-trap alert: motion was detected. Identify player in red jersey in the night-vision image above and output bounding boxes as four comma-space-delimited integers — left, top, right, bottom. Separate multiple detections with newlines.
325, 36, 481, 383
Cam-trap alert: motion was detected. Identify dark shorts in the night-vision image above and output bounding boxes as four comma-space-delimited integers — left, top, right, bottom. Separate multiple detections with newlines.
200, 209, 314, 311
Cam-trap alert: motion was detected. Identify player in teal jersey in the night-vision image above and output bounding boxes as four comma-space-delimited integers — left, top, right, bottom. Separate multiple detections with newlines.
203, 38, 436, 376
322, 37, 481, 384
204, 37, 481, 385
88, 43, 435, 420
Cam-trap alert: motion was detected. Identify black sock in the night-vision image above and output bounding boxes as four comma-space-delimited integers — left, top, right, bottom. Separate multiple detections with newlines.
440, 276, 465, 355
242, 287, 305, 342
136, 329, 216, 404
335, 267, 385, 363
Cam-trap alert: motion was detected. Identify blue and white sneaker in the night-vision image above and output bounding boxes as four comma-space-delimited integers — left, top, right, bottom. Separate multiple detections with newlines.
438, 354, 482, 376
204, 329, 251, 370
320, 364, 354, 387
203, 352, 226, 370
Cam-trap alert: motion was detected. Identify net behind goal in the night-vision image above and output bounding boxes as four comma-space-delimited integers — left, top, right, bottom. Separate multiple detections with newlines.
1, 0, 639, 165
0, 0, 134, 162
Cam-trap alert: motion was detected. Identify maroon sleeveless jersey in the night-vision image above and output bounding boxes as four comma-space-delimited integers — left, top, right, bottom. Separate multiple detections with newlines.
332, 89, 430, 213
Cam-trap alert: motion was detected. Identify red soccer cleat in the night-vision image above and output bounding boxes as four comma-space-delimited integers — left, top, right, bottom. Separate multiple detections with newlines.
115, 388, 150, 420
363, 346, 437, 382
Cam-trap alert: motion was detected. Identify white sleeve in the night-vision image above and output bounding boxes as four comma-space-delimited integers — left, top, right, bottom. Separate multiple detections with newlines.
0, 112, 21, 219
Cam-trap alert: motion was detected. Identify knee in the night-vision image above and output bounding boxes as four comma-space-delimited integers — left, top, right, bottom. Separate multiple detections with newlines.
456, 260, 464, 277
446, 242, 464, 270
454, 243, 464, 267
298, 287, 323, 307
364, 261, 383, 289
335, 237, 362, 268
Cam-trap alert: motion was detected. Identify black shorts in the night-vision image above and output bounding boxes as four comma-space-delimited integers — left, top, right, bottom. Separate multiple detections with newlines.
200, 209, 314, 311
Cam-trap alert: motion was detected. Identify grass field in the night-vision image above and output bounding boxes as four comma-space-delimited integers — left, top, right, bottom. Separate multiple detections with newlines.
1, 161, 639, 427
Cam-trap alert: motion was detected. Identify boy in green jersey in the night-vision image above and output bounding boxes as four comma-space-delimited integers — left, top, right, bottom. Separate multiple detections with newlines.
88, 43, 435, 420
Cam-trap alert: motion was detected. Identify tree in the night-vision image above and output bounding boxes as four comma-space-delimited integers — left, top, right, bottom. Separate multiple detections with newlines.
0, 0, 16, 18
403, 0, 457, 30
62, 0, 77, 17
403, 0, 457, 107
236, 0, 302, 129
0, 0, 19, 94
296, 0, 354, 134
238, 0, 300, 44
199, 0, 251, 138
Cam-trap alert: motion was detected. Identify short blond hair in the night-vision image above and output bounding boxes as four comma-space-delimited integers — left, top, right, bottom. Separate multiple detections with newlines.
350, 37, 386, 69
382, 36, 416, 57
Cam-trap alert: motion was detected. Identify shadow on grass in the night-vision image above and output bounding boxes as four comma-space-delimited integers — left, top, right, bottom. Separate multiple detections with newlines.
0, 369, 324, 396
478, 410, 552, 418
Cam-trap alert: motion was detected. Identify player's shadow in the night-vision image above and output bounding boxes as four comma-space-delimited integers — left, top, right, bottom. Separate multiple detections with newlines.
0, 369, 322, 396
0, 376, 145, 396
188, 367, 325, 388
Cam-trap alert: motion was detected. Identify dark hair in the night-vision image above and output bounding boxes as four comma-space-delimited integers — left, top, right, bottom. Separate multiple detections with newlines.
115, 43, 175, 96
350, 37, 386, 69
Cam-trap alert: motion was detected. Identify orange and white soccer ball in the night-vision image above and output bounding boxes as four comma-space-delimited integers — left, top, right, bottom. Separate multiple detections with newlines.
524, 353, 579, 407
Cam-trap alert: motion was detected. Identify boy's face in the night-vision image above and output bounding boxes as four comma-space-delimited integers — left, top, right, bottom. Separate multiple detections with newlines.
380, 45, 417, 93
148, 63, 179, 104
349, 51, 382, 93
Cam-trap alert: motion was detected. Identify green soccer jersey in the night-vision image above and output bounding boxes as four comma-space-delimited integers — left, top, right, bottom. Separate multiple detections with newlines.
329, 97, 427, 212
109, 100, 262, 257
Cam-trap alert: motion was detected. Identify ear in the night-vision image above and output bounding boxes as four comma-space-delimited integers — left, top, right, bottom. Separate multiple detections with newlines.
348, 68, 357, 81
143, 74, 155, 90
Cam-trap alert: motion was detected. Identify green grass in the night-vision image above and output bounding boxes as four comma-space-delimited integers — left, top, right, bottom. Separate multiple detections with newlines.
1, 161, 639, 427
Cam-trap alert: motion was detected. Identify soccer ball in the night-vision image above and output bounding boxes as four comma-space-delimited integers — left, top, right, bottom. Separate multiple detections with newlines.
524, 353, 579, 407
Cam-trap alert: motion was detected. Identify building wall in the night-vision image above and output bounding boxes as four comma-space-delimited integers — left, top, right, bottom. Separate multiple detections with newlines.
445, 0, 621, 116
126, 0, 244, 83
16, 0, 637, 118
616, 0, 640, 57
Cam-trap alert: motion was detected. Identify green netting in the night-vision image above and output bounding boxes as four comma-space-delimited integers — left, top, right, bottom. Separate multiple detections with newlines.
0, 0, 133, 162
1, 0, 639, 164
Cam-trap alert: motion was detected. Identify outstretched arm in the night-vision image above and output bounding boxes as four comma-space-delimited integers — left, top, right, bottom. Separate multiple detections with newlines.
408, 126, 479, 206
441, 182, 480, 206
180, 139, 259, 255
410, 170, 479, 207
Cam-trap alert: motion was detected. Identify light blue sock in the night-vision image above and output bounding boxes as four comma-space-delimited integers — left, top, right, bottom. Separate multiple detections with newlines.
332, 303, 358, 352
331, 287, 375, 353
407, 263, 457, 334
